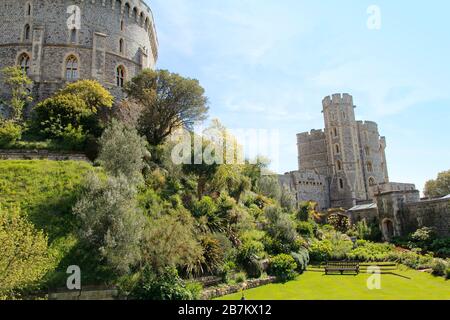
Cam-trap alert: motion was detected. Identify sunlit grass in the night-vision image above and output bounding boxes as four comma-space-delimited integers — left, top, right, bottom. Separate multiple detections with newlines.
218, 268, 450, 300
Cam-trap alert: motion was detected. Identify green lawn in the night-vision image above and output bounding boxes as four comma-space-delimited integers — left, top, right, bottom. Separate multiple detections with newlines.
218, 269, 450, 300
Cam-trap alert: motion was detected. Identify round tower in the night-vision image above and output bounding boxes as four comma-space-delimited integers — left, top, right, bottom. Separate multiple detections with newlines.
0, 0, 158, 105
322, 93, 366, 208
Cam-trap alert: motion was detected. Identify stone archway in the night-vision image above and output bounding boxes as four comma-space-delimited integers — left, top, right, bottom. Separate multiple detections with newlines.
382, 219, 395, 241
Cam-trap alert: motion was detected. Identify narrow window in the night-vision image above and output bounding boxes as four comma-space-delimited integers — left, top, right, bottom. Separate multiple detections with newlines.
119, 38, 124, 54
66, 55, 79, 80
18, 53, 31, 75
70, 28, 77, 44
120, 19, 124, 31
337, 160, 342, 171
333, 128, 338, 137
365, 146, 370, 156
24, 24, 31, 41
27, 3, 32, 16
116, 65, 125, 87
367, 161, 373, 173
335, 144, 340, 154
339, 179, 344, 190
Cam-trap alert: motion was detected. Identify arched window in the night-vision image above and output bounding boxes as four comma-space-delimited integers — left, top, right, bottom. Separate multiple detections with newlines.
18, 53, 31, 75
70, 28, 77, 44
120, 19, 124, 31
133, 7, 138, 21
336, 160, 343, 171
335, 144, 340, 154
65, 55, 79, 80
116, 65, 125, 87
24, 24, 31, 41
369, 177, 376, 186
140, 12, 145, 26
367, 161, 373, 173
144, 17, 149, 29
125, 3, 131, 16
119, 38, 124, 54
339, 178, 344, 190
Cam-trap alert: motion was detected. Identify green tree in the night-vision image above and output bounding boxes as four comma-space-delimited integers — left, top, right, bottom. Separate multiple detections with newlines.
97, 120, 149, 186
424, 170, 450, 198
32, 80, 113, 138
57, 80, 114, 113
0, 66, 32, 122
32, 93, 92, 138
73, 174, 144, 275
0, 207, 52, 299
125, 69, 209, 146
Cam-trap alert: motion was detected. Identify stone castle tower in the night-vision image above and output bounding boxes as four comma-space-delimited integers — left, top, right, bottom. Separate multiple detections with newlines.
282, 93, 414, 210
0, 0, 158, 109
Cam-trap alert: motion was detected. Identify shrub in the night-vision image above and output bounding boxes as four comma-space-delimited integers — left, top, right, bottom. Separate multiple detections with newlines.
291, 248, 310, 272
131, 267, 195, 300
97, 120, 149, 186
297, 221, 315, 238
309, 239, 332, 262
264, 206, 299, 253
59, 124, 86, 150
0, 207, 52, 299
430, 238, 450, 258
431, 259, 447, 276
346, 240, 395, 262
0, 120, 21, 147
219, 261, 237, 283
235, 272, 247, 284
185, 281, 203, 300
268, 254, 297, 282
73, 174, 144, 274
446, 268, 450, 280
32, 93, 93, 138
243, 258, 263, 279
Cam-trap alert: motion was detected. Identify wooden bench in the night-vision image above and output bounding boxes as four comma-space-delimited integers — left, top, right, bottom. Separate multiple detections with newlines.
325, 262, 360, 275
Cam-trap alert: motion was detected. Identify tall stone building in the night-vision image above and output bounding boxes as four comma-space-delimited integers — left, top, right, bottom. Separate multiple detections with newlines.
0, 0, 158, 110
280, 93, 415, 210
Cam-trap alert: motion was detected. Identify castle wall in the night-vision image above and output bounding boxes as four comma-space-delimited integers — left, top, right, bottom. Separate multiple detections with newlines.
279, 170, 330, 211
405, 199, 450, 237
297, 130, 328, 176
0, 0, 158, 107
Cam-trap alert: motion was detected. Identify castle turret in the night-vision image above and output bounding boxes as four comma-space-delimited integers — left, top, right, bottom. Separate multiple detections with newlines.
322, 93, 366, 208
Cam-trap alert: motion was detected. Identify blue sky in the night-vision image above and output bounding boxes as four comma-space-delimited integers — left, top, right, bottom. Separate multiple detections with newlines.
147, 0, 450, 192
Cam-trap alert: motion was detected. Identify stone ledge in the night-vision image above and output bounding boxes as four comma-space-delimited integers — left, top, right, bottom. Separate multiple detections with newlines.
0, 149, 91, 163
200, 277, 277, 300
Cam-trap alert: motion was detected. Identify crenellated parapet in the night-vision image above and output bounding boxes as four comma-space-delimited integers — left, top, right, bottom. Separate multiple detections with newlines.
322, 93, 354, 109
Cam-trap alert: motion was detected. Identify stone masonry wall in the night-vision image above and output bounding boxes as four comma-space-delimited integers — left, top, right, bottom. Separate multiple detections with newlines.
0, 0, 158, 106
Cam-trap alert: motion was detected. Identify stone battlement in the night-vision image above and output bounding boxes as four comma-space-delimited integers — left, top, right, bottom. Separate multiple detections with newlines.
297, 129, 325, 140
357, 120, 379, 131
322, 93, 354, 108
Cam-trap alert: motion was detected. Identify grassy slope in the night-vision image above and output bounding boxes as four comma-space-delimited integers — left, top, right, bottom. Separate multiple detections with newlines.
0, 160, 110, 288
218, 269, 450, 300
